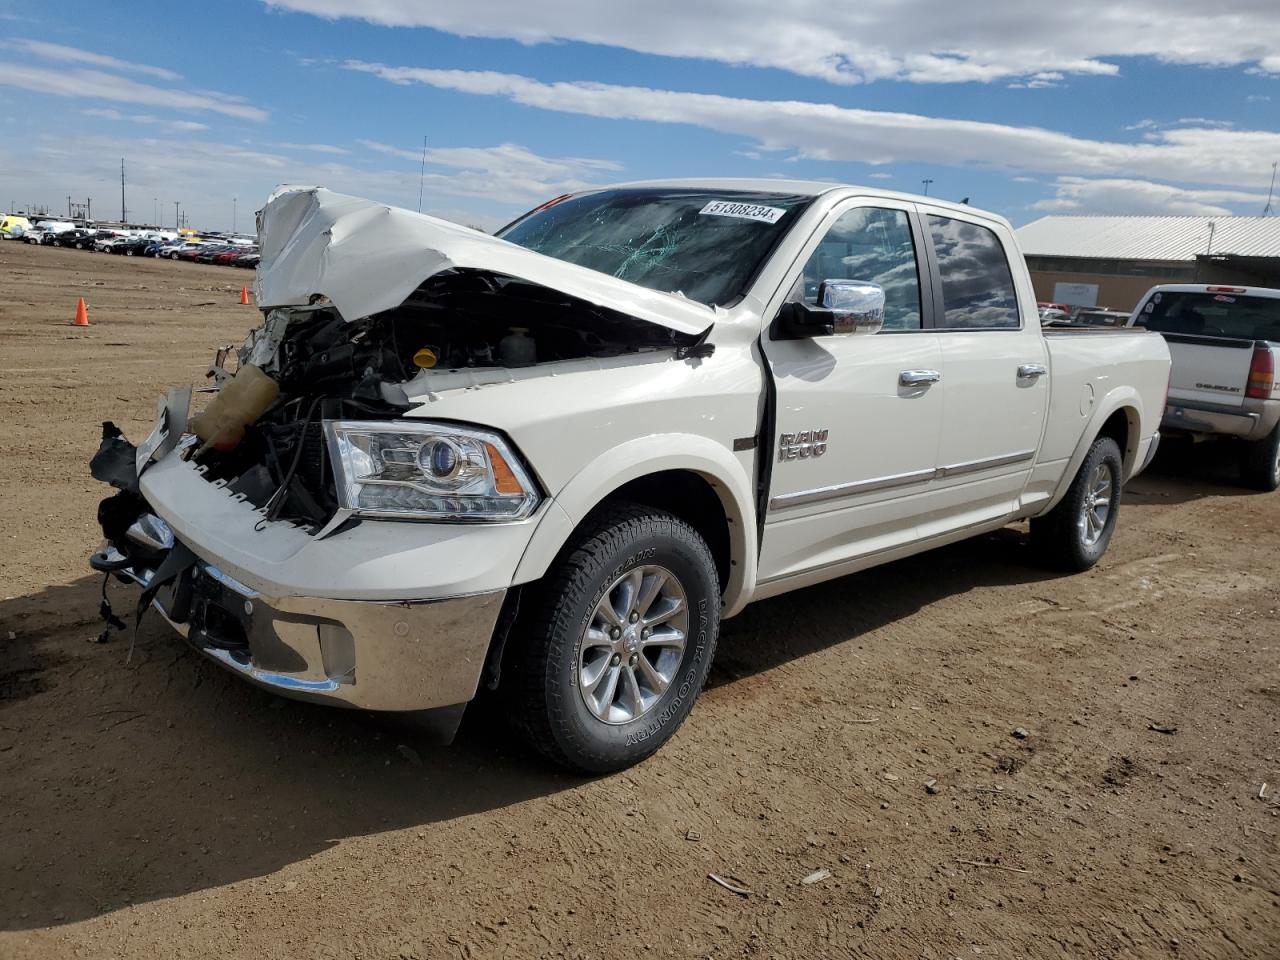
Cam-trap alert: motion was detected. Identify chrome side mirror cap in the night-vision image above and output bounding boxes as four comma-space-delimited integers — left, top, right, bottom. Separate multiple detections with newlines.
775, 279, 887, 339
818, 280, 886, 336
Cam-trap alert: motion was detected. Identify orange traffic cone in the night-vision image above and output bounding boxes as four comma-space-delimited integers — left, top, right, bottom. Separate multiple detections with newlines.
73, 297, 89, 327
239, 286, 250, 305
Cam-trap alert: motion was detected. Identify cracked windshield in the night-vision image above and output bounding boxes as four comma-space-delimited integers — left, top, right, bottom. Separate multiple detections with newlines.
498, 189, 813, 306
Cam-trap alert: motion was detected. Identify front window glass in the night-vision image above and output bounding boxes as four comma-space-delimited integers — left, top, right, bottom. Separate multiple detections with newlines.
498, 189, 813, 307
927, 215, 1020, 329
800, 206, 922, 331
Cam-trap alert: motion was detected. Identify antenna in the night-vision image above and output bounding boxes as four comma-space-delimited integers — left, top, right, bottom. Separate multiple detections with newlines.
1264, 161, 1277, 216
418, 135, 427, 213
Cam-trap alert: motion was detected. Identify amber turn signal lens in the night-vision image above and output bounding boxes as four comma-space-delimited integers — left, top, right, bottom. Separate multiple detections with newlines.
413, 348, 438, 369
485, 442, 523, 495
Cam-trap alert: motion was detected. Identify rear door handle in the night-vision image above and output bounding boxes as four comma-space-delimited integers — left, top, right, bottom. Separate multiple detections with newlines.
1017, 363, 1048, 379
899, 369, 941, 387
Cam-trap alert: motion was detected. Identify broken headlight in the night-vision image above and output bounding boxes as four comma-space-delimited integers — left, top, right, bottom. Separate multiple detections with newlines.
324, 420, 540, 521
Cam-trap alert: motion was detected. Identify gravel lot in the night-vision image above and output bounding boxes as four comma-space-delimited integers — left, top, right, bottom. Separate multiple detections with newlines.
1, 239, 1278, 959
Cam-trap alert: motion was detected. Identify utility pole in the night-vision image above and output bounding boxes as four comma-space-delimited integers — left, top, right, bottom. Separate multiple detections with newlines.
922, 178, 934, 196
418, 135, 427, 213
87, 197, 92, 221
1206, 221, 1216, 254
233, 196, 237, 233
67, 195, 71, 217
1264, 161, 1277, 216
174, 201, 179, 231
120, 158, 127, 224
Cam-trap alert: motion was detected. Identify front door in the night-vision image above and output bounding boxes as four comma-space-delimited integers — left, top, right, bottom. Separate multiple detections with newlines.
758, 201, 945, 585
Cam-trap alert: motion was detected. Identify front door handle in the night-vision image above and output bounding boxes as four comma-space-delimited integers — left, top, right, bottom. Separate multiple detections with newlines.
1017, 363, 1048, 379
899, 369, 941, 387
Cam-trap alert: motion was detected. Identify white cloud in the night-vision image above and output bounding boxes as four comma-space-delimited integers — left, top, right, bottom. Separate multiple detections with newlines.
267, 0, 1280, 84
84, 108, 159, 124
1032, 177, 1269, 216
0, 47, 266, 121
1175, 117, 1234, 128
1247, 94, 1272, 103
2, 132, 620, 230
867, 172, 893, 180
170, 120, 210, 131
356, 139, 620, 203
344, 62, 1280, 190
8, 39, 181, 81
1124, 119, 1157, 131
273, 141, 351, 154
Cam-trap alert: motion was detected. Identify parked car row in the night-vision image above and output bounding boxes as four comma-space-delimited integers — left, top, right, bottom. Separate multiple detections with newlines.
10, 225, 259, 268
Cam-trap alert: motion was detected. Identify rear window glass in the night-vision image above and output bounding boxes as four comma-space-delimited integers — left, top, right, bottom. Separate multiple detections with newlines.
1136, 291, 1280, 341
927, 215, 1020, 329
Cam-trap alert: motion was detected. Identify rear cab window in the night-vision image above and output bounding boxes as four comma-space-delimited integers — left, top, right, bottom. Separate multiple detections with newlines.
1135, 291, 1280, 341
926, 215, 1020, 330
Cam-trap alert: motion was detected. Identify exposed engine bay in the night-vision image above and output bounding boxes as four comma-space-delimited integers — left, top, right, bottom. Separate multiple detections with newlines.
187, 268, 706, 531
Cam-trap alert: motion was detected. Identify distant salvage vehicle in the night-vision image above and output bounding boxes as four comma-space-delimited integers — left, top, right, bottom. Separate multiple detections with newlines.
1129, 284, 1280, 489
90, 182, 1171, 772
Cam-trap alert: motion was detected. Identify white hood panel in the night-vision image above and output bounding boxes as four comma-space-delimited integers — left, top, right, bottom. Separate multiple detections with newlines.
254, 186, 714, 337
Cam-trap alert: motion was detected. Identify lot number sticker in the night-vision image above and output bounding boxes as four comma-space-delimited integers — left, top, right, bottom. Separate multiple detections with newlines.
699, 200, 786, 224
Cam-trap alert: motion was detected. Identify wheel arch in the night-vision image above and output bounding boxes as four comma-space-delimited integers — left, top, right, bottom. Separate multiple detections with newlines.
513, 434, 758, 617
1042, 388, 1144, 513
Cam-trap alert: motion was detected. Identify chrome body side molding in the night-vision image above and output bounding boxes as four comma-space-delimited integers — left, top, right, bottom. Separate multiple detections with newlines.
769, 449, 1036, 511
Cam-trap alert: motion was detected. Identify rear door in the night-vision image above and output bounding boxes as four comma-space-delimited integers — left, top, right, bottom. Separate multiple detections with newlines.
919, 211, 1049, 533
757, 199, 945, 584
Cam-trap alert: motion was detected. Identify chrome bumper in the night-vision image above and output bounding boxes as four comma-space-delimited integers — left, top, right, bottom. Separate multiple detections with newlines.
96, 519, 505, 714
1162, 398, 1280, 441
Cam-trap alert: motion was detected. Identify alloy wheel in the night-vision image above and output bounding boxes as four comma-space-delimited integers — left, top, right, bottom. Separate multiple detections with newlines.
578, 564, 689, 725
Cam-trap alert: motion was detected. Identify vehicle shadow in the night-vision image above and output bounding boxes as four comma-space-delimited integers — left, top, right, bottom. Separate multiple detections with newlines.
1124, 440, 1261, 506
708, 526, 1054, 688
0, 576, 576, 931
0, 526, 1149, 930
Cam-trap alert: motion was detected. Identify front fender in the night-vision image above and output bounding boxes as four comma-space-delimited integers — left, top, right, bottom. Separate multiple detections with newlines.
1042, 386, 1145, 513
512, 433, 758, 617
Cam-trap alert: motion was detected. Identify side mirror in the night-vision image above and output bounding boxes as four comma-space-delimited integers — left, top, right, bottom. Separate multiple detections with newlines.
777, 280, 886, 339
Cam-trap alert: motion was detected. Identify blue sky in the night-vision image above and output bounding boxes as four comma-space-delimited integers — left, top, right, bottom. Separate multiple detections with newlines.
1, 0, 1278, 231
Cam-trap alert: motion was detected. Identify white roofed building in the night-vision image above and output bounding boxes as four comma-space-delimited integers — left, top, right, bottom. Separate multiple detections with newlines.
1015, 216, 1280, 311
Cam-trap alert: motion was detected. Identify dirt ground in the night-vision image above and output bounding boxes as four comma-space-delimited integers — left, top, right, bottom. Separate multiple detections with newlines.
1, 239, 1277, 959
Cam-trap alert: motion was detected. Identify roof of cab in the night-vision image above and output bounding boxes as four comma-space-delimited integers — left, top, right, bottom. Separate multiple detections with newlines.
594, 178, 1002, 224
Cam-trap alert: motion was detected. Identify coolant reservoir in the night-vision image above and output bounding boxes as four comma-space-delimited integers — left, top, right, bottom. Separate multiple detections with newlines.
189, 363, 280, 452
498, 327, 536, 367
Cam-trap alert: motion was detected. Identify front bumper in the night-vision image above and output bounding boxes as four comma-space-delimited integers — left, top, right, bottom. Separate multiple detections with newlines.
95, 517, 505, 714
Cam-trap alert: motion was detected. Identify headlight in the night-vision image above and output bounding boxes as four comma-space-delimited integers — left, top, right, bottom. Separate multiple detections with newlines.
324, 420, 541, 521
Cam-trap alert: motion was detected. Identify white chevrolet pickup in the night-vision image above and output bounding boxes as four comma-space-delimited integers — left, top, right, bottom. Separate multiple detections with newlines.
1128, 284, 1280, 490
90, 182, 1170, 772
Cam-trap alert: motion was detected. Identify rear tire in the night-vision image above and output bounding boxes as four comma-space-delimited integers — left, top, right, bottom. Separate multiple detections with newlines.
509, 502, 720, 774
1241, 424, 1280, 492
1031, 435, 1123, 572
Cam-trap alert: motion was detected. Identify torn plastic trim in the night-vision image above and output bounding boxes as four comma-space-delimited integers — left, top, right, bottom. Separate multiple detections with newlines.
255, 186, 716, 337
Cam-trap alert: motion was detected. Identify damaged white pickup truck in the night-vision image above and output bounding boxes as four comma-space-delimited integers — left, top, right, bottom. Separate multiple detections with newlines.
91, 182, 1170, 772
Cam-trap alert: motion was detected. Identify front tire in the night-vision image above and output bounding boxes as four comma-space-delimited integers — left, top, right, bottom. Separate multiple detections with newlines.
1031, 435, 1123, 572
1241, 424, 1280, 491
510, 503, 720, 773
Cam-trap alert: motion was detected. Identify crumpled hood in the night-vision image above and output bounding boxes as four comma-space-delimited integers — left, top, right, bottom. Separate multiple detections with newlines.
254, 186, 715, 337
